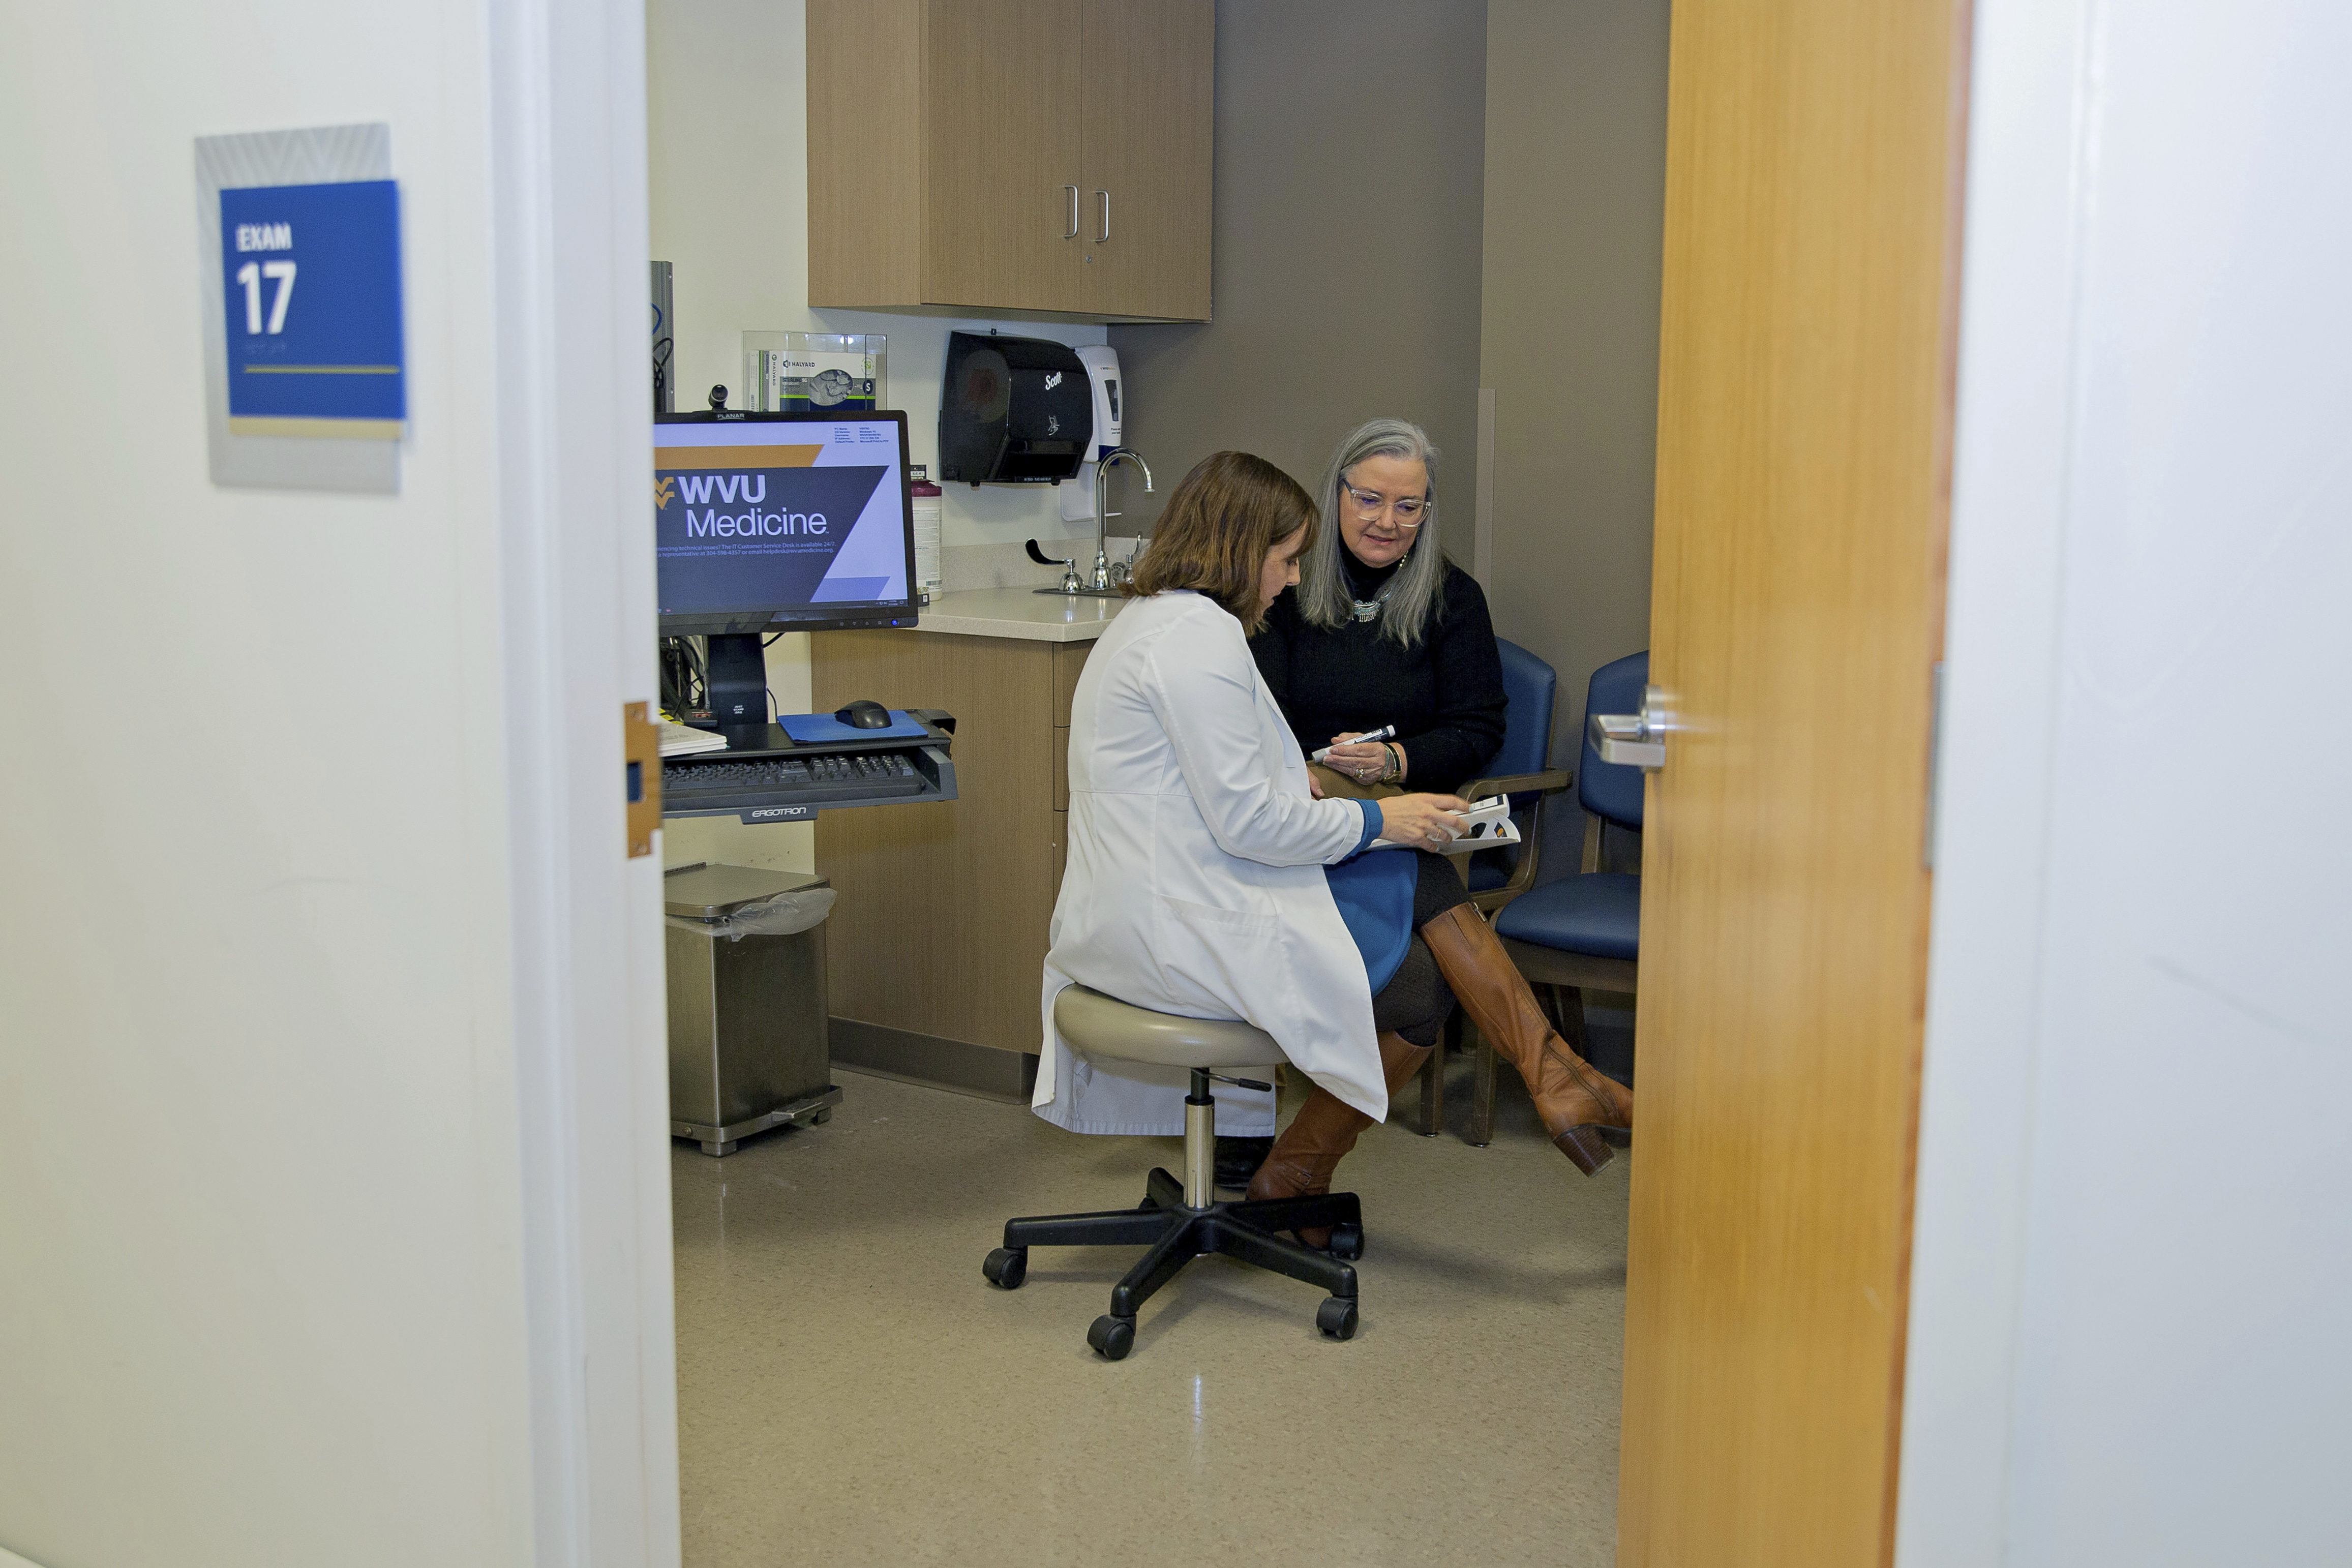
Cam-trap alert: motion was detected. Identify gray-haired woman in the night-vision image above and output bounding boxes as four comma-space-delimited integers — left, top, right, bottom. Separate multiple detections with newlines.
1255, 417, 1506, 794
1233, 417, 1634, 1203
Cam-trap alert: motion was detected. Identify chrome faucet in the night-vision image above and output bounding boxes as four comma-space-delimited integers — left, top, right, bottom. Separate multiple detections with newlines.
1090, 447, 1153, 591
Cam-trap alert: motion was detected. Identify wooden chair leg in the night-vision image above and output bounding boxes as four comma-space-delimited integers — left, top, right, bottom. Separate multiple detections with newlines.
1545, 982, 1594, 1059
1411, 1015, 1448, 1137
1470, 1023, 1497, 1147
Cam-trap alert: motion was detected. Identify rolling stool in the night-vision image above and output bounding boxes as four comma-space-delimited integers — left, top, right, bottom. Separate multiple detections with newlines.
982, 985, 1365, 1360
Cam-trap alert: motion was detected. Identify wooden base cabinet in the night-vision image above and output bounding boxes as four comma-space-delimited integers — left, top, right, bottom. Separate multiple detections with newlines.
813, 632, 1092, 1073
806, 0, 1213, 322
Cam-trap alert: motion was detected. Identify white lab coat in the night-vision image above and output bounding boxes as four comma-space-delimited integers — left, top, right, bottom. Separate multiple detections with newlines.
1034, 590, 1386, 1135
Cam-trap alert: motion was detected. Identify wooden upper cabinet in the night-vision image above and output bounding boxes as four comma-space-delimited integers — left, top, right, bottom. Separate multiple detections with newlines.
1079, 0, 1213, 320
807, 0, 1214, 322
921, 0, 1084, 314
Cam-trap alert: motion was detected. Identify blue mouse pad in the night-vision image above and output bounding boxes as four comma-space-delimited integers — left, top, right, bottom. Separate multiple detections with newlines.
779, 709, 932, 743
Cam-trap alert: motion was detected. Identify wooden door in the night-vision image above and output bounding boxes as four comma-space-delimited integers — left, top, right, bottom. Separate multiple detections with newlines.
1078, 0, 1213, 320
922, 0, 1085, 313
1615, 3, 1970, 1564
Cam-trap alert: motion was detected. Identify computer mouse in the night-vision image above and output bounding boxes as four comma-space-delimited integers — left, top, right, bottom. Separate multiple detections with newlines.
835, 699, 893, 730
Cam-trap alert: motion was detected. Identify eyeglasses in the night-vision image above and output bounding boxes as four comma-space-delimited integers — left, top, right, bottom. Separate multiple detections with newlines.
1343, 486, 1426, 529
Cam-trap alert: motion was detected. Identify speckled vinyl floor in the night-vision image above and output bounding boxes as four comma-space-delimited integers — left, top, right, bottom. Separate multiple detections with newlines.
671, 1046, 1629, 1567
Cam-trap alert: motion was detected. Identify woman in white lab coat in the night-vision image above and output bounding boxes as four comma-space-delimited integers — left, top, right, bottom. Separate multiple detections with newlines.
1035, 451, 1476, 1232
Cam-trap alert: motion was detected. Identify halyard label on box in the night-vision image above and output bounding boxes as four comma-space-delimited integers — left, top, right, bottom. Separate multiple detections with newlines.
218, 179, 404, 438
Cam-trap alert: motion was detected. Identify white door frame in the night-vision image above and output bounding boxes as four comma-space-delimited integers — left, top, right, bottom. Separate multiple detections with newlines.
487, 1, 2089, 1559
1903, 0, 2351, 1559
1896, 0, 2088, 1557
490, 3, 681, 1565
484, 1, 2098, 1561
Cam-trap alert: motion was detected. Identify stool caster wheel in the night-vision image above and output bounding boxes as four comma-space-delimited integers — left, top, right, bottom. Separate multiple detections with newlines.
810, 1108, 831, 1125
1088, 1314, 1136, 1361
1328, 1221, 1364, 1261
1316, 1296, 1359, 1341
982, 1248, 1028, 1289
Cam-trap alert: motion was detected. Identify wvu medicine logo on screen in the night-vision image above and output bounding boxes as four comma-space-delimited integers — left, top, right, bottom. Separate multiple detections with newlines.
656, 472, 830, 538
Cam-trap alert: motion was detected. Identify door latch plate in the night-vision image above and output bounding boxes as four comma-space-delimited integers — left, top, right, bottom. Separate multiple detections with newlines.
624, 701, 662, 857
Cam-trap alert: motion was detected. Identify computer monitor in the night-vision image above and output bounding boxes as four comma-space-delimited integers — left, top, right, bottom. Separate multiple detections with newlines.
654, 409, 918, 638
655, 408, 918, 733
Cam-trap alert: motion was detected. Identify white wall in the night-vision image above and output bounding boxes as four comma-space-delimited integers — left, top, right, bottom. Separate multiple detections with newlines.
647, 0, 1104, 876
1, 3, 678, 1566
1901, 2, 2352, 1562
0, 5, 544, 1567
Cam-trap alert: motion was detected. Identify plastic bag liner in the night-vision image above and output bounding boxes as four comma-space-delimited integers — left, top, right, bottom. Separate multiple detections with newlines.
664, 886, 836, 942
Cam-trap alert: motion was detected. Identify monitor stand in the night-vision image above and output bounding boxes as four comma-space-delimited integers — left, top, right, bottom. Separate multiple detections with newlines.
702, 633, 768, 727
700, 632, 796, 752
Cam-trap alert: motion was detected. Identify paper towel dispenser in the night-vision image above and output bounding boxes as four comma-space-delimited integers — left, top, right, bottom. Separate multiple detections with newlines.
939, 331, 1093, 485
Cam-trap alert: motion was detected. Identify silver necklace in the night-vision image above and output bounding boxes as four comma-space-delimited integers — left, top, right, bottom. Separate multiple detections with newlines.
1350, 576, 1399, 623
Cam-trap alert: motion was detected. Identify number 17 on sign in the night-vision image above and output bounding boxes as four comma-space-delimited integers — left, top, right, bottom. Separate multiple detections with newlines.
234, 260, 297, 335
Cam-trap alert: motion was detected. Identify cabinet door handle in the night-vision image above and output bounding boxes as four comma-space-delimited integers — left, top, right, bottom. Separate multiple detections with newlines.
1096, 189, 1111, 243
1063, 185, 1080, 239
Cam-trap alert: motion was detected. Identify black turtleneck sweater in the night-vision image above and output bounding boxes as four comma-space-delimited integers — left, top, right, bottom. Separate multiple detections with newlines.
1250, 549, 1507, 795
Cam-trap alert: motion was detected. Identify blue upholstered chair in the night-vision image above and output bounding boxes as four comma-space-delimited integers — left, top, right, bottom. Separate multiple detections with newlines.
1407, 639, 1572, 1137
1460, 640, 1570, 909
1474, 650, 1647, 1143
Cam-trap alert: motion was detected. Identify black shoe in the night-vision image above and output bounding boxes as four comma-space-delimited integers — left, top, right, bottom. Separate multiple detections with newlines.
1214, 1135, 1274, 1190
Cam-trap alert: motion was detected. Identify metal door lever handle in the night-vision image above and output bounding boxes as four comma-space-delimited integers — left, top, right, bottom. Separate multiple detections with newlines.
1588, 685, 1671, 769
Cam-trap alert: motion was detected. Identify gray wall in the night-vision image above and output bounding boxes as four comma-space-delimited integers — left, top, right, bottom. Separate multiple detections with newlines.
1481, 0, 1673, 866
1109, 0, 1490, 529
1115, 0, 1672, 883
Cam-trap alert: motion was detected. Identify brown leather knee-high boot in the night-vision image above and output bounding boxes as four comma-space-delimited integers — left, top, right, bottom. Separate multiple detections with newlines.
1245, 1032, 1430, 1248
1420, 904, 1634, 1175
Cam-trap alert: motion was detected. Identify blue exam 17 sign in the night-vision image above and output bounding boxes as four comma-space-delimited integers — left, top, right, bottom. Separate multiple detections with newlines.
219, 179, 405, 426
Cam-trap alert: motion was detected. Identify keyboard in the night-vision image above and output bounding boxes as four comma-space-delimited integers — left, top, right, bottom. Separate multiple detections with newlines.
662, 749, 928, 810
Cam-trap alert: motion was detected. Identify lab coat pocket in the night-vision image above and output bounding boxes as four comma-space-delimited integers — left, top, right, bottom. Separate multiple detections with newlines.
1153, 893, 1277, 937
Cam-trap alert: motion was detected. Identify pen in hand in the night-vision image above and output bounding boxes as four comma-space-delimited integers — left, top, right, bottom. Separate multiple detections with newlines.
1310, 724, 1396, 765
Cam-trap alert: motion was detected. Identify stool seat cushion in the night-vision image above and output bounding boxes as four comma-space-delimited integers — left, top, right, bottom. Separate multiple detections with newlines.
1053, 985, 1286, 1072
1492, 872, 1641, 961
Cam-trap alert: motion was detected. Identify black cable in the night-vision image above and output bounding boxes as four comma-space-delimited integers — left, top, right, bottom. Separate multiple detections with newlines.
656, 636, 709, 718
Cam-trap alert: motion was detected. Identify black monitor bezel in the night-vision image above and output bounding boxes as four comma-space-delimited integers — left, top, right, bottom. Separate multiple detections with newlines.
654, 408, 918, 637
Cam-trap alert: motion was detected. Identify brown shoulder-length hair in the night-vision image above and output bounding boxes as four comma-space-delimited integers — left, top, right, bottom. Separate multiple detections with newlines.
1124, 451, 1317, 632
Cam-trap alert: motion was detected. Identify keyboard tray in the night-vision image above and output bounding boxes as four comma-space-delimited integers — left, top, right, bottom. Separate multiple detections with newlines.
658, 713, 958, 823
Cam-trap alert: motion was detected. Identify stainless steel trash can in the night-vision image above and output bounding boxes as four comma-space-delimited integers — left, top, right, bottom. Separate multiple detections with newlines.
665, 863, 841, 1155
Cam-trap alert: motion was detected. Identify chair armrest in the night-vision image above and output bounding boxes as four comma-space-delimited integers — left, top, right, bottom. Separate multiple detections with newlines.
1452, 770, 1572, 916
1457, 768, 1572, 802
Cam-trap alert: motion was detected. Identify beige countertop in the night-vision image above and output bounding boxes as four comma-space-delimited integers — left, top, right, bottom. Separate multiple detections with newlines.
915, 585, 1128, 643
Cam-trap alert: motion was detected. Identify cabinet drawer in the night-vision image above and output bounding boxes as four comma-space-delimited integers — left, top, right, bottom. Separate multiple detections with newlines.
1052, 640, 1092, 728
